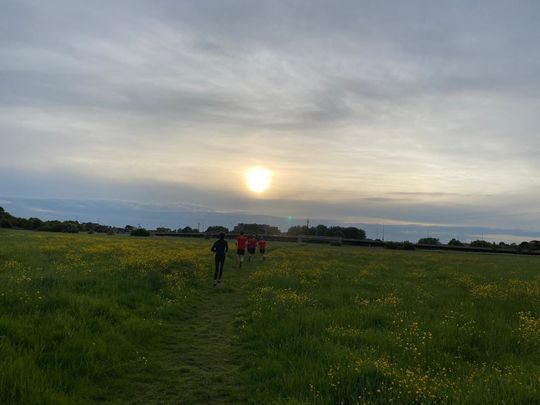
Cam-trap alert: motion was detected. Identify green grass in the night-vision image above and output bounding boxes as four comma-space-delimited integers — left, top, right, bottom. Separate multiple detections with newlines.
1, 229, 540, 404
243, 245, 540, 404
0, 229, 215, 404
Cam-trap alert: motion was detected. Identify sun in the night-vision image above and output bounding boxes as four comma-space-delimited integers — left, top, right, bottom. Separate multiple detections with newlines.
246, 167, 271, 193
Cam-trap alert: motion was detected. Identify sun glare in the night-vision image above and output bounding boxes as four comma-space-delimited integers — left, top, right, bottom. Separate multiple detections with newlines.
246, 167, 271, 193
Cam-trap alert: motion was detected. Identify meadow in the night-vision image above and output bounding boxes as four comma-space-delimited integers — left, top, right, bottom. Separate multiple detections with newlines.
1, 229, 539, 404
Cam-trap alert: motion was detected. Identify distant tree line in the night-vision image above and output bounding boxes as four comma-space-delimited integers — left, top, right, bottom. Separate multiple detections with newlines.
0, 207, 128, 234
154, 224, 280, 235
415, 236, 540, 253
3, 205, 539, 252
287, 224, 366, 240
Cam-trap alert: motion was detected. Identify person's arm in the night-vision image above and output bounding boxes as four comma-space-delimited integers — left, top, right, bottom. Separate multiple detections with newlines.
225, 241, 229, 253
211, 241, 217, 252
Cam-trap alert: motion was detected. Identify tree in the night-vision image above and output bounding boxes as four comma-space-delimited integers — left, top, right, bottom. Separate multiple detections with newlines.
0, 207, 127, 234
233, 223, 280, 235
39, 220, 64, 232
326, 226, 345, 238
206, 226, 229, 234
28, 217, 43, 230
518, 240, 540, 252
314, 224, 328, 236
470, 240, 493, 248
287, 226, 309, 235
62, 221, 80, 233
342, 227, 366, 240
448, 238, 463, 246
287, 224, 365, 239
418, 237, 440, 245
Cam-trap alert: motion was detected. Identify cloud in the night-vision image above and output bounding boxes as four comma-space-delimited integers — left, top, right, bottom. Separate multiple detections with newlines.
1, 1, 540, 233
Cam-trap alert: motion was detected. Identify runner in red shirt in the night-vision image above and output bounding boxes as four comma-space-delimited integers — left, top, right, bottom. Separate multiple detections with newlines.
235, 231, 247, 268
258, 238, 267, 260
247, 235, 257, 262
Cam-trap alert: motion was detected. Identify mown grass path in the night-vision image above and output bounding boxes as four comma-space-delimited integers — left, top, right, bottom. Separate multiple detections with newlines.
108, 255, 255, 404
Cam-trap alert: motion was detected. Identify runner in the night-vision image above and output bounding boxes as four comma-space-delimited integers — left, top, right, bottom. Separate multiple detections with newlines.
235, 231, 247, 268
258, 237, 267, 260
247, 235, 257, 262
211, 232, 228, 287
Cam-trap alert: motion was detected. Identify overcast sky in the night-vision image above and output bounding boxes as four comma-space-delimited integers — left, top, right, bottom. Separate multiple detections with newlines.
2, 0, 540, 236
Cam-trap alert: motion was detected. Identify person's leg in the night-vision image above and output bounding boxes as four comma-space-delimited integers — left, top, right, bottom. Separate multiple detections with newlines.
218, 257, 225, 283
214, 256, 220, 286
237, 249, 244, 268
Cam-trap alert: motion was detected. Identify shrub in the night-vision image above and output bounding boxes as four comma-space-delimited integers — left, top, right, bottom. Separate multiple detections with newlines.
0, 219, 13, 228
384, 241, 416, 251
384, 241, 399, 250
130, 228, 150, 237
402, 241, 416, 250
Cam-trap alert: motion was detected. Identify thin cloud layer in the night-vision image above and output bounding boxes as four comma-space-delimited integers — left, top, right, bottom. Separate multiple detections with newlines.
1, 1, 540, 232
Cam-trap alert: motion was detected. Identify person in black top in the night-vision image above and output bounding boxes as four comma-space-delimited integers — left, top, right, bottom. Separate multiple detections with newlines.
211, 232, 229, 287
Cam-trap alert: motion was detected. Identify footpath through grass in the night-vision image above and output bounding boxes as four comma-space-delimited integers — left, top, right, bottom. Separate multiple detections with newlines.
105, 250, 251, 404
0, 229, 254, 404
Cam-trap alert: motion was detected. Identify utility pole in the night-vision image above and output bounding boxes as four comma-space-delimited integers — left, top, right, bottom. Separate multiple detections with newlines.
197, 222, 200, 232
382, 224, 385, 241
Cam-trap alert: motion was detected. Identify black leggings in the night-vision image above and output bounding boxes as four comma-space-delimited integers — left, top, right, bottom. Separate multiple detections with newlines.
214, 255, 225, 281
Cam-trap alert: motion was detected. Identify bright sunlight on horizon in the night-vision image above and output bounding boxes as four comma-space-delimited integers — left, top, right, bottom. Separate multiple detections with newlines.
245, 167, 272, 194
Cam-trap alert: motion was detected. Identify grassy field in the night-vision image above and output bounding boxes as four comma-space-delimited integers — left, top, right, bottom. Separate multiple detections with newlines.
1, 229, 539, 404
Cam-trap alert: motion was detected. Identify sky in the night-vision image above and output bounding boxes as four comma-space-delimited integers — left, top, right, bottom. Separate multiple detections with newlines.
2, 0, 540, 241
